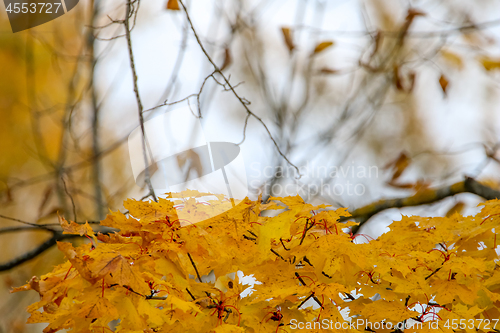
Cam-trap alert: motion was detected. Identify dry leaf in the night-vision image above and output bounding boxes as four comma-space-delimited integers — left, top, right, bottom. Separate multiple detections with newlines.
166, 0, 180, 10
318, 67, 338, 74
384, 151, 410, 182
439, 74, 449, 95
479, 56, 500, 71
312, 41, 334, 54
408, 70, 416, 92
393, 65, 404, 91
405, 8, 426, 21
281, 27, 294, 52
370, 31, 382, 56
220, 48, 232, 71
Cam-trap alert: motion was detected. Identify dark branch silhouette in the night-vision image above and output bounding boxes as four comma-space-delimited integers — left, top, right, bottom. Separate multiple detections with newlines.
0, 233, 77, 272
348, 177, 500, 233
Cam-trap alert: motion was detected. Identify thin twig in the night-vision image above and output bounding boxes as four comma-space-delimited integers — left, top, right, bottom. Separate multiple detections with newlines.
236, 114, 251, 145
186, 288, 196, 301
187, 252, 203, 282
178, 0, 301, 178
299, 219, 315, 245
0, 233, 78, 271
61, 176, 77, 222
89, 0, 105, 220
0, 226, 55, 235
124, 0, 158, 202
0, 214, 56, 232
297, 293, 313, 309
425, 267, 442, 280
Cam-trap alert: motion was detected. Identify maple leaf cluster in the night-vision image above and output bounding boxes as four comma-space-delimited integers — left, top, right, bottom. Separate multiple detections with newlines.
12, 192, 500, 333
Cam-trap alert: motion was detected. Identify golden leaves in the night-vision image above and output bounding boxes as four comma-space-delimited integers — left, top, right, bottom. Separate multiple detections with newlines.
257, 212, 292, 256
212, 324, 245, 333
281, 27, 295, 53
114, 297, 147, 330
445, 201, 465, 217
58, 217, 96, 242
479, 56, 500, 71
100, 209, 142, 231
56, 242, 149, 294
166, 0, 180, 10
79, 297, 119, 322
439, 74, 449, 96
363, 300, 415, 322
312, 41, 334, 54
13, 194, 500, 333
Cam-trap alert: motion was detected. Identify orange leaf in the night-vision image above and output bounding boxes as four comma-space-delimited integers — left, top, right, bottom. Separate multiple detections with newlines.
479, 56, 500, 71
59, 216, 97, 242
312, 41, 334, 54
166, 0, 180, 10
318, 67, 338, 74
439, 74, 449, 95
384, 152, 410, 182
405, 8, 426, 21
281, 27, 294, 52
394, 66, 405, 91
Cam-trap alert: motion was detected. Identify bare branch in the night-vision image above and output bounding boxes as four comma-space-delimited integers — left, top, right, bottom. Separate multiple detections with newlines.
61, 176, 77, 222
0, 233, 77, 272
187, 252, 203, 283
124, 0, 157, 202
178, 0, 301, 178
89, 1, 106, 220
347, 177, 500, 233
236, 114, 251, 146
0, 226, 55, 235
0, 214, 56, 232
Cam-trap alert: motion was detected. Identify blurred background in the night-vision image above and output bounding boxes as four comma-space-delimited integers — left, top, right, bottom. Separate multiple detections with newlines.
1, 0, 500, 331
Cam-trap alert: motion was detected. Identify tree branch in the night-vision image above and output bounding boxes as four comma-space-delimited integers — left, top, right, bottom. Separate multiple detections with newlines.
0, 214, 57, 232
177, 0, 301, 177
0, 233, 78, 272
348, 177, 500, 233
0, 226, 55, 235
187, 252, 203, 283
124, 0, 158, 202
89, 0, 106, 220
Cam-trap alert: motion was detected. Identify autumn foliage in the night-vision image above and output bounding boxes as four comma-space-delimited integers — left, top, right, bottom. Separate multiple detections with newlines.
12, 192, 500, 332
